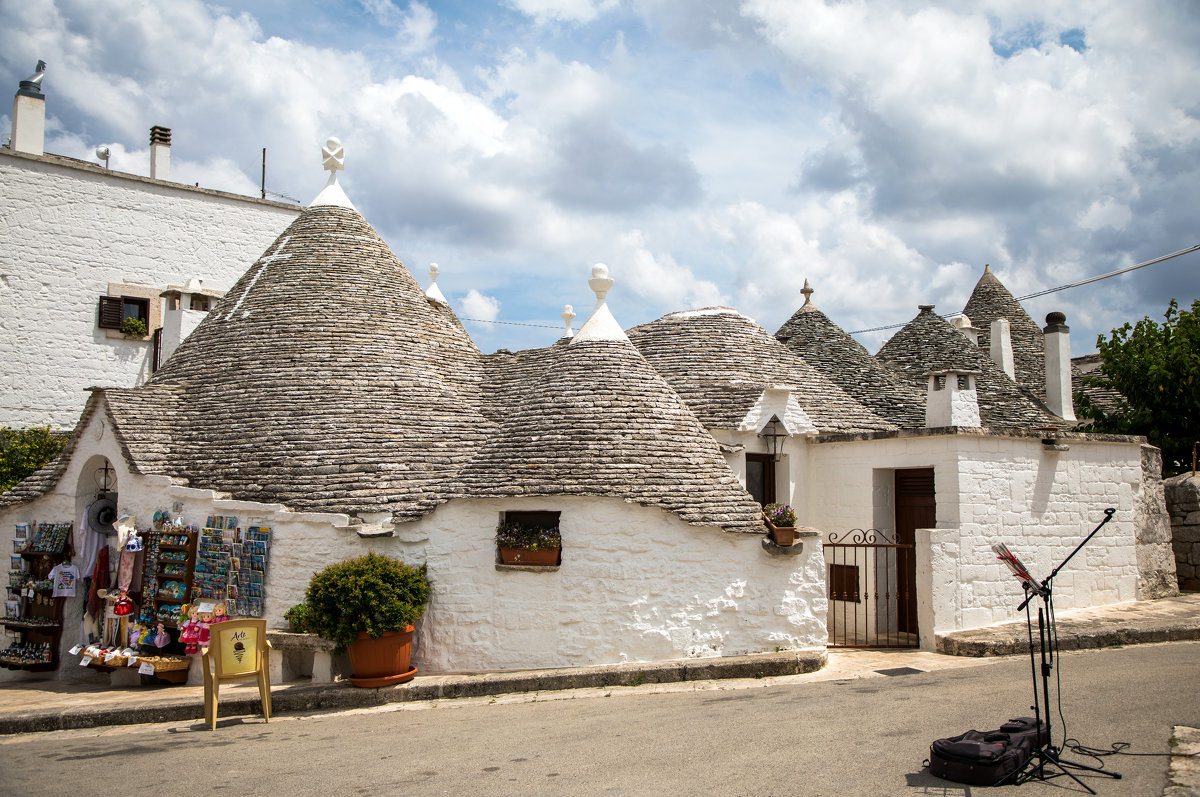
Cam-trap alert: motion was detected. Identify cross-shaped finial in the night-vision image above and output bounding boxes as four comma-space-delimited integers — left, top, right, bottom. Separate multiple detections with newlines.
800, 278, 814, 306
322, 137, 345, 172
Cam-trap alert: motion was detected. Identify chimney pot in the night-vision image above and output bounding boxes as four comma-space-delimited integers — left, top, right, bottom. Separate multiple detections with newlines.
149, 125, 171, 180
10, 60, 47, 155
1043, 312, 1076, 421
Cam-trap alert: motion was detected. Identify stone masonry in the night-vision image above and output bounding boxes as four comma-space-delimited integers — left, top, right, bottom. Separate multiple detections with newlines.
1166, 471, 1200, 591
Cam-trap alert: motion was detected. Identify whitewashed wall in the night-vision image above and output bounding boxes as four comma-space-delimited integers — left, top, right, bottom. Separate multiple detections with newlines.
804, 431, 1144, 647
0, 403, 826, 681
0, 150, 299, 428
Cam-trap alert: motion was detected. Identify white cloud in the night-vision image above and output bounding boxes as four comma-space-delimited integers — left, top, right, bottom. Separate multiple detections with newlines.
460, 289, 501, 322
506, 0, 618, 25
618, 230, 724, 309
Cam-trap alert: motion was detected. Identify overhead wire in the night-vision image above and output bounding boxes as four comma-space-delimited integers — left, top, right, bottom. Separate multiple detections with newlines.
847, 243, 1200, 335
450, 244, 1200, 334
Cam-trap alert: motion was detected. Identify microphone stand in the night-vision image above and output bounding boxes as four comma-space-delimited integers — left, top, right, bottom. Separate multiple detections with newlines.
1015, 507, 1121, 793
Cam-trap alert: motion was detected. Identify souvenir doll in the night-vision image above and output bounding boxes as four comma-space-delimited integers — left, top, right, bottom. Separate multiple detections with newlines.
196, 605, 215, 650
128, 623, 144, 649
178, 603, 201, 654
153, 622, 170, 648
212, 601, 230, 625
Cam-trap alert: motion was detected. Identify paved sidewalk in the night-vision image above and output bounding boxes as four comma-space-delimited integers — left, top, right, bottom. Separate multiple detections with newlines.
1, 593, 1196, 738
938, 592, 1200, 656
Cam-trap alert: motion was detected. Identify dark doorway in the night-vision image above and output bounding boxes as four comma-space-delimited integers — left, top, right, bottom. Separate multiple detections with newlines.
894, 468, 934, 635
746, 454, 776, 507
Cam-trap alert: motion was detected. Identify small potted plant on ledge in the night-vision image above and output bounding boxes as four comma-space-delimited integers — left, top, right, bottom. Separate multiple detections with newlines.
120, 317, 149, 338
495, 521, 562, 566
298, 552, 430, 687
763, 503, 798, 546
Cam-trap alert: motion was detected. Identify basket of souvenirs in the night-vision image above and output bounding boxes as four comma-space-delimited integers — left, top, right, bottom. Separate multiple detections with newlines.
136, 655, 190, 672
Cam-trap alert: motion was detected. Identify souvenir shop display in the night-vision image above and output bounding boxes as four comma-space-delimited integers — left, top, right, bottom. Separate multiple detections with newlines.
137, 522, 198, 630
232, 525, 272, 618
2, 522, 73, 671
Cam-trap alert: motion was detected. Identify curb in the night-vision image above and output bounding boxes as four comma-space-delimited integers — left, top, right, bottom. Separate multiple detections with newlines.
0, 649, 826, 735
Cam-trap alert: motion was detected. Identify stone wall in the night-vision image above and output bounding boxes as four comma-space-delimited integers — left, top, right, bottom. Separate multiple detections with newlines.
1166, 472, 1200, 591
1135, 445, 1179, 599
0, 149, 299, 428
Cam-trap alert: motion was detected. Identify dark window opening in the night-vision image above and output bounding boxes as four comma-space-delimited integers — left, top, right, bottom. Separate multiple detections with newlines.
746, 453, 776, 507
829, 563, 860, 603
502, 511, 560, 530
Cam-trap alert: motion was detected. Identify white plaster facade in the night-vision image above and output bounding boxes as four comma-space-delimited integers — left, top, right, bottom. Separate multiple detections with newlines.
0, 148, 299, 428
801, 432, 1144, 648
0, 398, 828, 681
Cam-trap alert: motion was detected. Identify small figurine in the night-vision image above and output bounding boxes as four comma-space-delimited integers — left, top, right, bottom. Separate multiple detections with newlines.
154, 622, 170, 648
128, 623, 144, 648
212, 601, 230, 624
196, 606, 215, 649
178, 603, 201, 654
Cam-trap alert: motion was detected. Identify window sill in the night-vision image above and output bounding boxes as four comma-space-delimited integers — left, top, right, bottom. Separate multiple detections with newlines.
495, 563, 560, 572
102, 328, 153, 343
761, 538, 805, 556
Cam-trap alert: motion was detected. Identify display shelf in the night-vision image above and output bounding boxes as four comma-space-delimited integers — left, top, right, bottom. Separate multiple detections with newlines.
1, 619, 61, 630
141, 527, 197, 630
4, 522, 72, 672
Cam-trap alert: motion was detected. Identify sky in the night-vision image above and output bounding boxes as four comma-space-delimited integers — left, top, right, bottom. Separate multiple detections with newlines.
2, 0, 1197, 354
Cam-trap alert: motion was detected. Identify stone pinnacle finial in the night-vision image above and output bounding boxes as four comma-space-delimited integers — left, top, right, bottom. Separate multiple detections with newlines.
425, 262, 448, 304
800, 278, 814, 307
588, 263, 613, 302
572, 263, 627, 344
322, 137, 345, 172
562, 304, 576, 338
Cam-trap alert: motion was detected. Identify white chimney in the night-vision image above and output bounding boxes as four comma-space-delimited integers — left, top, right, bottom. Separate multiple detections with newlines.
1043, 312, 1076, 421
10, 61, 47, 156
925, 370, 982, 428
989, 318, 1016, 379
149, 125, 171, 180
949, 313, 981, 345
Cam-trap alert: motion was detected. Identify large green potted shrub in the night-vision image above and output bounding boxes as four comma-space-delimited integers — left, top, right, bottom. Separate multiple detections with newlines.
301, 552, 431, 687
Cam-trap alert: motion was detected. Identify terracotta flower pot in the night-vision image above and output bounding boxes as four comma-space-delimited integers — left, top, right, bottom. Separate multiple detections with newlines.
765, 520, 797, 546
499, 547, 560, 566
347, 625, 417, 687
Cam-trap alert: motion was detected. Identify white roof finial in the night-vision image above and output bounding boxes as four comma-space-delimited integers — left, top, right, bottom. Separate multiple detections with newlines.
426, 262, 448, 304
561, 304, 576, 338
309, 135, 357, 210
572, 263, 628, 344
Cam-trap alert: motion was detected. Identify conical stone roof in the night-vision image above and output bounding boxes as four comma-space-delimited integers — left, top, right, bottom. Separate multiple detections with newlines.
775, 303, 926, 427
628, 308, 894, 433
138, 204, 492, 520
876, 306, 1062, 429
962, 265, 1046, 400
464, 340, 766, 532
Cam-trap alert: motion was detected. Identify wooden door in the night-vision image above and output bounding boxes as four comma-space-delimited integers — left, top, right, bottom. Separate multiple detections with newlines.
894, 468, 934, 635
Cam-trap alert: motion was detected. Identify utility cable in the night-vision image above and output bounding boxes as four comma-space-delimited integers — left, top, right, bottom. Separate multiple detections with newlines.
847, 244, 1200, 335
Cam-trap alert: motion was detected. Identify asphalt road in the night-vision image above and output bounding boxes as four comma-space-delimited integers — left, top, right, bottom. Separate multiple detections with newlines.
2, 642, 1198, 796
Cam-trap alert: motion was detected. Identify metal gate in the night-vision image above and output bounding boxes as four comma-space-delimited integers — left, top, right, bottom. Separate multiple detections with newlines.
825, 529, 918, 648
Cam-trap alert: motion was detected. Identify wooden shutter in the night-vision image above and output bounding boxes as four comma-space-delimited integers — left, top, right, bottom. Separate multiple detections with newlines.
97, 296, 124, 329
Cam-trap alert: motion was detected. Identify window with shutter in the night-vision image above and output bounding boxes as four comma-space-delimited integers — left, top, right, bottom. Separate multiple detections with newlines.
97, 296, 124, 329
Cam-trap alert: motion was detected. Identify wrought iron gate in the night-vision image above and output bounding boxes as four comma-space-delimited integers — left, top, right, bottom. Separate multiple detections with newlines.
825, 529, 918, 648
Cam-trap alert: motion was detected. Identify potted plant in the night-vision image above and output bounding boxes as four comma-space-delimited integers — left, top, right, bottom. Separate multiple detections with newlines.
763, 503, 798, 546
120, 317, 148, 338
299, 552, 430, 687
495, 521, 562, 566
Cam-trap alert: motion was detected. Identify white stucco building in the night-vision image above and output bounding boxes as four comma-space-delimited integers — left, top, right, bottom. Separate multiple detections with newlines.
0, 66, 300, 428
0, 132, 1175, 684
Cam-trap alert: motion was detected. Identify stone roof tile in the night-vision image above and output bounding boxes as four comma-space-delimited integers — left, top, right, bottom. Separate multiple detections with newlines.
628, 308, 895, 433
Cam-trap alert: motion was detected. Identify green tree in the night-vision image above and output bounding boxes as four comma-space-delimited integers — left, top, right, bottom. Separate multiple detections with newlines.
1076, 298, 1200, 475
0, 426, 67, 493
